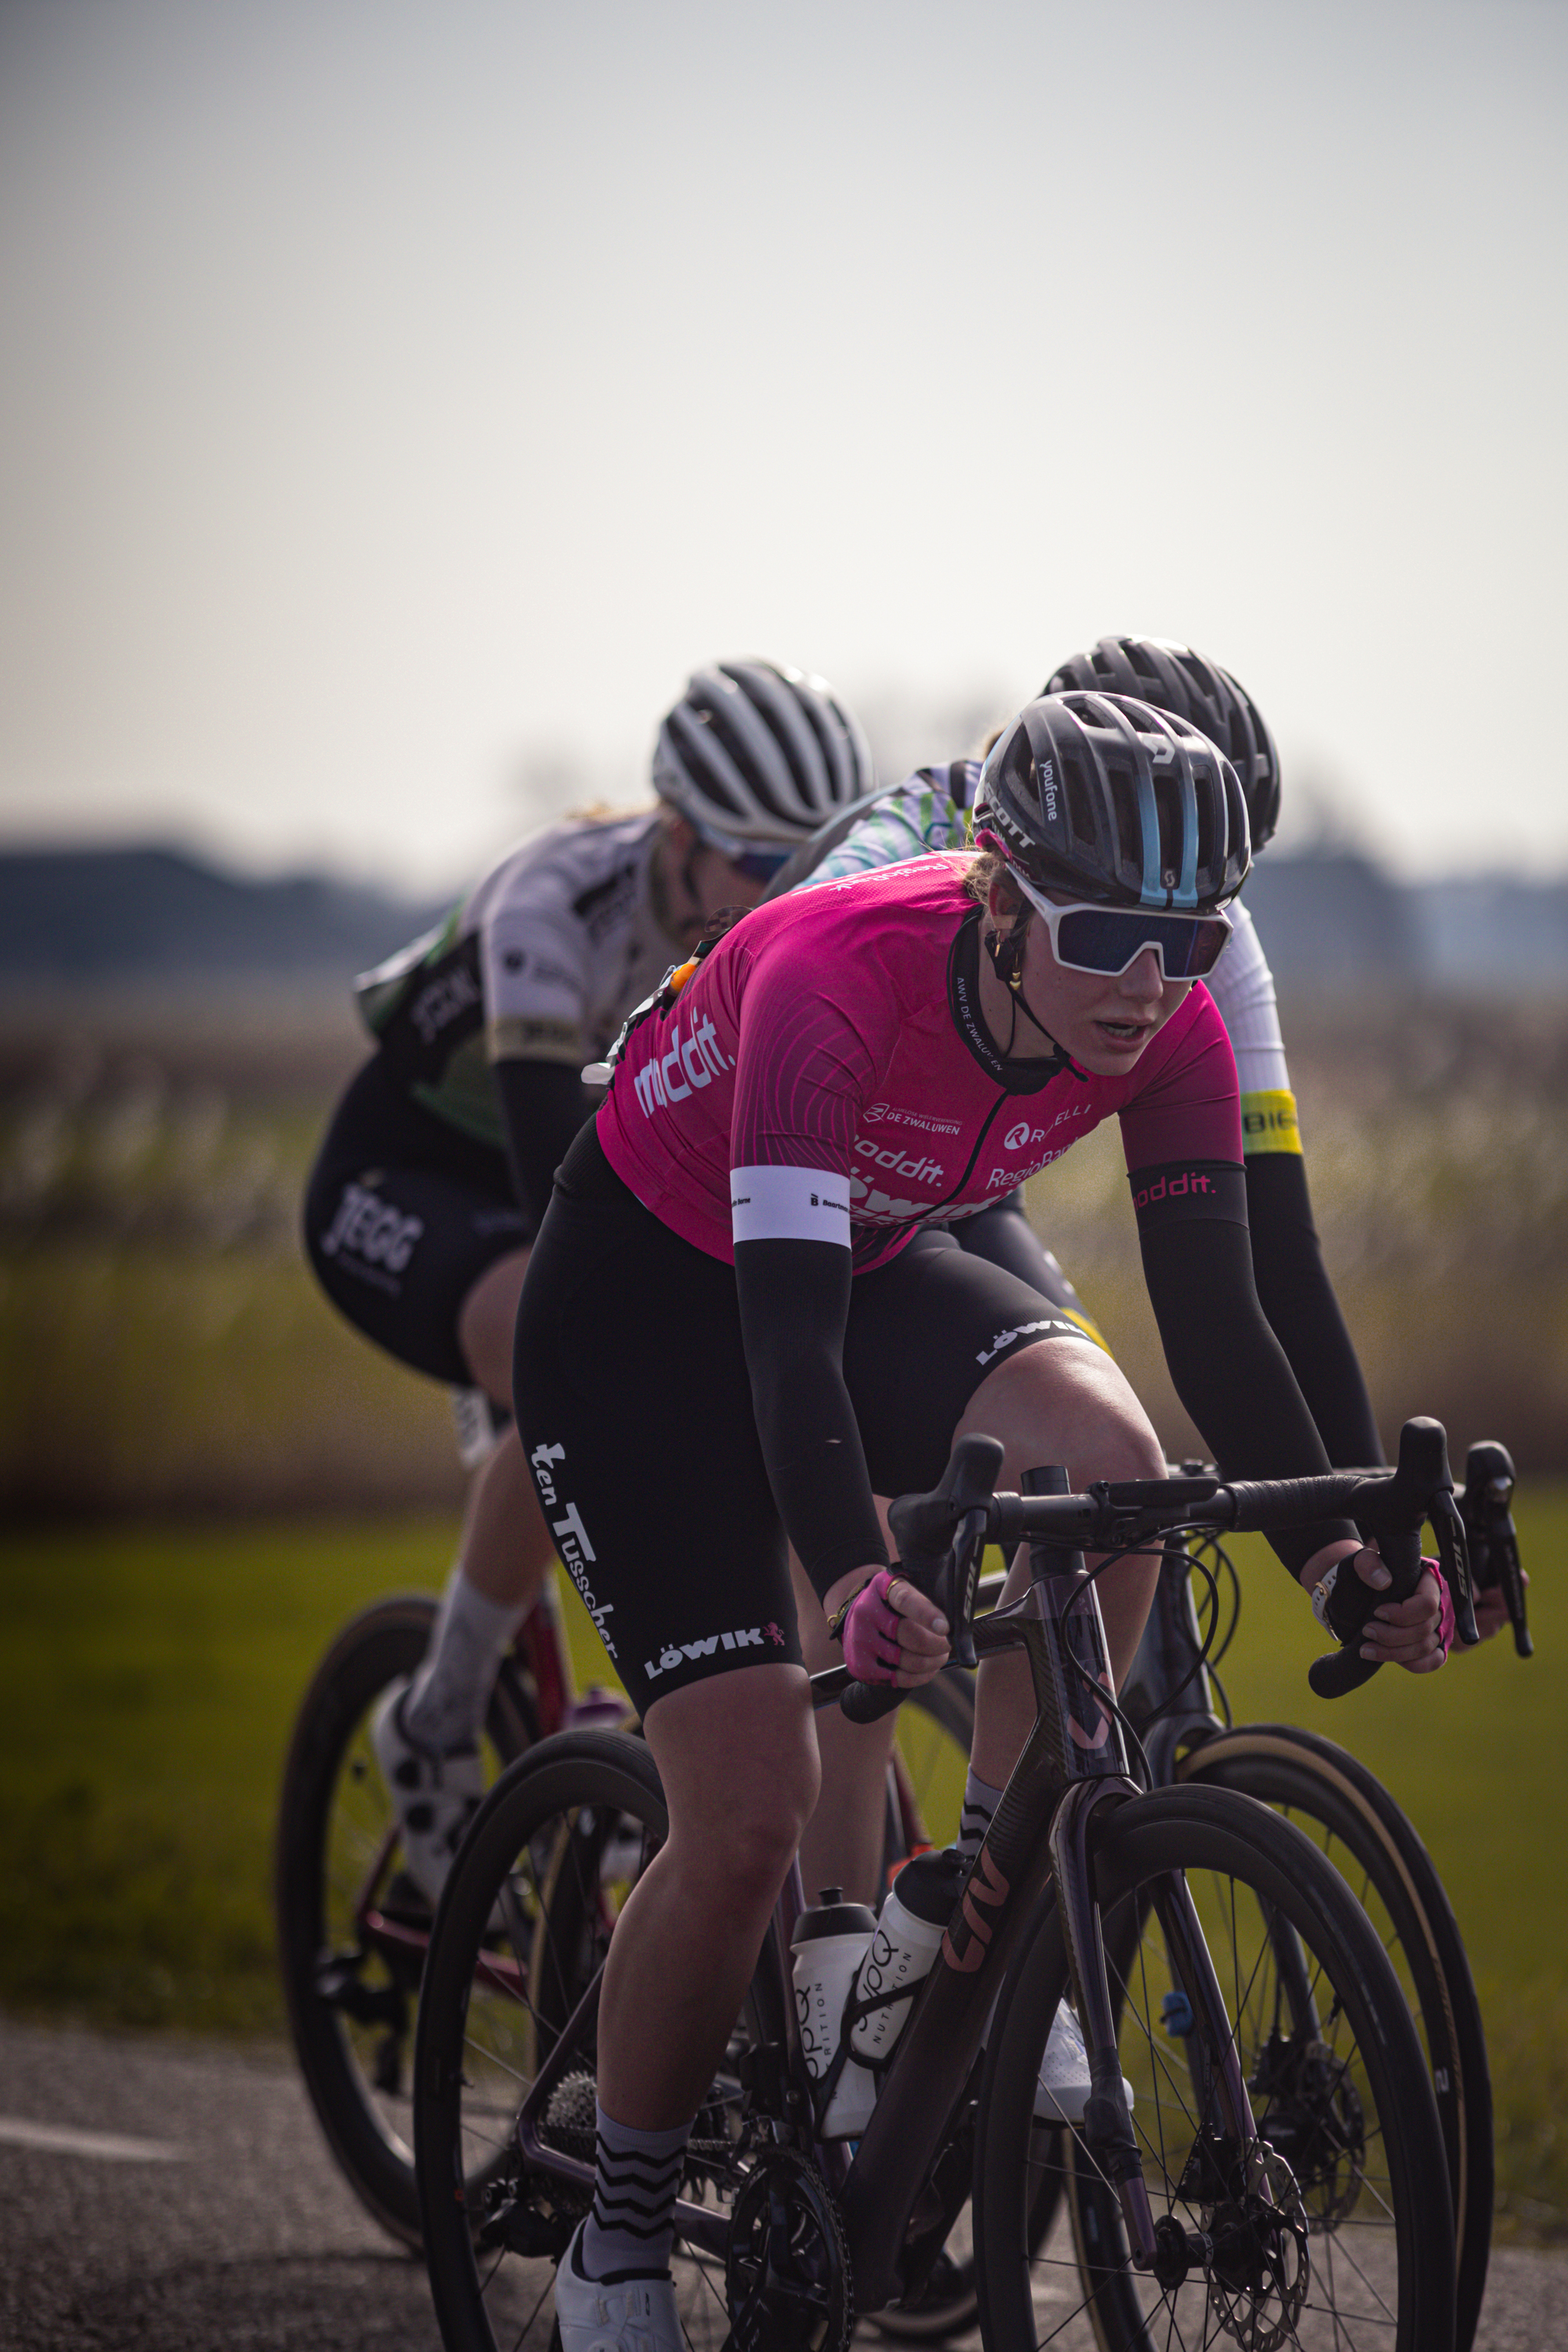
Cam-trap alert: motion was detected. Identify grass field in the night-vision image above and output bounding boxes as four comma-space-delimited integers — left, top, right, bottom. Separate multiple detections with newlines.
0, 1500, 1563, 2239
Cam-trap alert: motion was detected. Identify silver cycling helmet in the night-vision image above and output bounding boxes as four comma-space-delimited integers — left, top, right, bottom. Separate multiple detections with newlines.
653, 659, 875, 852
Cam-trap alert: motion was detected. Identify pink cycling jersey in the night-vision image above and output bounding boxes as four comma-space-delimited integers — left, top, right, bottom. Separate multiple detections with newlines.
598, 856, 1243, 1268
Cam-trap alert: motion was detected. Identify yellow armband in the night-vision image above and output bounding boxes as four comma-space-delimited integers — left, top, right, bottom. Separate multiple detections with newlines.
1240, 1089, 1302, 1157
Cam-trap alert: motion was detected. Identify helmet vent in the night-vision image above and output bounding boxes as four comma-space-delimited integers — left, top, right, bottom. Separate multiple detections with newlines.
1105, 763, 1142, 882
1062, 755, 1097, 848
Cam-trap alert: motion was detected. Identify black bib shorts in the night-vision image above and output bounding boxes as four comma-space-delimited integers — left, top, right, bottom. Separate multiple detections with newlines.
303, 1051, 532, 1389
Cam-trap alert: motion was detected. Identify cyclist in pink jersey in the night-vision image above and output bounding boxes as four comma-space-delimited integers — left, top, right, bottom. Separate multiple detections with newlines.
517, 690, 1449, 2350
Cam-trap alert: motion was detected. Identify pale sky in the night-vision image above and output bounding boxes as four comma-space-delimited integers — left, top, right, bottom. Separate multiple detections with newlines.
1, 0, 1563, 895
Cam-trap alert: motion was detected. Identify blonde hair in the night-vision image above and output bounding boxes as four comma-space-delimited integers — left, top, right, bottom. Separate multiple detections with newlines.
964, 848, 1029, 926
567, 799, 656, 825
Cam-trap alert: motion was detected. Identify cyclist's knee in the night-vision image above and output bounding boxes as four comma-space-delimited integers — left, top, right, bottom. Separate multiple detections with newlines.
644, 1668, 818, 1904
960, 1337, 1163, 1487
457, 1246, 531, 1403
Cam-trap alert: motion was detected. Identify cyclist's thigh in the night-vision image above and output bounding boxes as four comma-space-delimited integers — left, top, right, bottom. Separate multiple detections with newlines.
842, 1226, 1110, 1501
951, 1192, 1109, 1346
304, 1054, 528, 1387
513, 1166, 801, 1722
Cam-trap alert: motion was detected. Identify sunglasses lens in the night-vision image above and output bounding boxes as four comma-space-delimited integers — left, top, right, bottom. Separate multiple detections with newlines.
1054, 909, 1231, 977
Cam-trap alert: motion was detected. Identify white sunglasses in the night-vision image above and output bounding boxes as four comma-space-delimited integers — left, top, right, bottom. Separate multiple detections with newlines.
1011, 872, 1233, 979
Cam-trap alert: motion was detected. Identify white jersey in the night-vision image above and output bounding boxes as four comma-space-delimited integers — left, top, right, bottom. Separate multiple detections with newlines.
792, 761, 1301, 1160
354, 811, 675, 1149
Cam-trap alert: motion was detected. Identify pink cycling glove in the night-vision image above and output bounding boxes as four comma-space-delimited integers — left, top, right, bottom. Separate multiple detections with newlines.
839, 1570, 906, 1684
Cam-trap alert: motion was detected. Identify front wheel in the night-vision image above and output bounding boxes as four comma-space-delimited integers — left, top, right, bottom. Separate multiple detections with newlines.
973, 1784, 1455, 2352
1178, 1724, 1491, 2352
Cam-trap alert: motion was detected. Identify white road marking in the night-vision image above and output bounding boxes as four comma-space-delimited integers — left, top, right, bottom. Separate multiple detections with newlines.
0, 2116, 185, 2161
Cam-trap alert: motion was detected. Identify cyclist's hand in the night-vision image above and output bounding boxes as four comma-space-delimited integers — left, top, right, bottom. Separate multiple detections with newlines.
827, 1567, 950, 1689
1457, 1570, 1526, 1649
1301, 1541, 1450, 1675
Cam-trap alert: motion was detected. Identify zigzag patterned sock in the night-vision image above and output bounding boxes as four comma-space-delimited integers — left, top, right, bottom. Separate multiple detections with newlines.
581, 2103, 691, 2280
956, 1767, 1007, 1860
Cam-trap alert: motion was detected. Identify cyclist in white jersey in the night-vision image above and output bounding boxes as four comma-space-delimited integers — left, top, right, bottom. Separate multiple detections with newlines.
302, 660, 873, 1900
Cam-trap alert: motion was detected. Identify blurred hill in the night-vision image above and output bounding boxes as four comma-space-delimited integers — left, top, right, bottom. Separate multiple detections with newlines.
3, 842, 1568, 993
0, 847, 445, 985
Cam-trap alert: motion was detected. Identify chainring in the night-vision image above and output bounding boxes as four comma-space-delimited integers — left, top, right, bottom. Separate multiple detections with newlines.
724, 2147, 852, 2352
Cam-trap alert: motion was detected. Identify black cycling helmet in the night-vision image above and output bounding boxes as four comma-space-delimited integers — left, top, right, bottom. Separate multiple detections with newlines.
652, 659, 875, 851
973, 692, 1250, 913
1043, 636, 1281, 851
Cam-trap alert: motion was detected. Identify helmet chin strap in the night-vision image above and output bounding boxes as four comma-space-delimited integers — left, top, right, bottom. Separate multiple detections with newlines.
986, 924, 1091, 1083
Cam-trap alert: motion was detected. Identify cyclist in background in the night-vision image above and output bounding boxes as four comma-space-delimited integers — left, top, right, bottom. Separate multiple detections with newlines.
302, 660, 873, 1903
514, 691, 1450, 2352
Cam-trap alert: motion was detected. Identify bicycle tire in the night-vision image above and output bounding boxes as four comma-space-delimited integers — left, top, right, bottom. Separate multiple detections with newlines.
1178, 1724, 1491, 2352
416, 1726, 776, 2352
274, 1592, 537, 2249
973, 1784, 1455, 2352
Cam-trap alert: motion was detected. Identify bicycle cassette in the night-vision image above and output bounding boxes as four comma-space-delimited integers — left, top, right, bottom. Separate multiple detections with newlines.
724, 2147, 851, 2352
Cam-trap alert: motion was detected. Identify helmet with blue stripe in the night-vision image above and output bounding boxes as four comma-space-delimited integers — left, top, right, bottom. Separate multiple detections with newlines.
972, 692, 1250, 913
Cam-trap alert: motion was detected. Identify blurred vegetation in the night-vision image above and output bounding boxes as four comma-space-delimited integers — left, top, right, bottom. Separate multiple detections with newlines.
2, 986, 1567, 1511
1026, 996, 1568, 1475
0, 993, 463, 1515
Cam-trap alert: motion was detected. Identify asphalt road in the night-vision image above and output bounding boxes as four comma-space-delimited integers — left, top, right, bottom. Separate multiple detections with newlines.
4, 2013, 1566, 2352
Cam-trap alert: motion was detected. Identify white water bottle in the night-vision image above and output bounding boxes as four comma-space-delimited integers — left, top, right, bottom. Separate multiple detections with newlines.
850, 1848, 967, 2068
790, 1888, 878, 2137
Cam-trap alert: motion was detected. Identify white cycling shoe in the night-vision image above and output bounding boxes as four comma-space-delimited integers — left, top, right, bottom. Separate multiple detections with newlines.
1034, 1999, 1135, 2124
554, 2221, 682, 2352
370, 1679, 485, 1910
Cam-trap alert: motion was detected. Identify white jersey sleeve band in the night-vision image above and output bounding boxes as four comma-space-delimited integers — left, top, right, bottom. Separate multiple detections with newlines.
1207, 899, 1292, 1098
731, 1165, 853, 1249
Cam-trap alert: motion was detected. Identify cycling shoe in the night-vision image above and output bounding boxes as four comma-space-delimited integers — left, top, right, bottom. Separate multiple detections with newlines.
370, 1679, 485, 1909
1034, 1998, 1135, 2124
554, 2220, 681, 2352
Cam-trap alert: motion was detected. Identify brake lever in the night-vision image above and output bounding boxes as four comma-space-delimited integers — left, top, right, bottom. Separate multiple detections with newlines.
1428, 1490, 1479, 1647
1462, 1440, 1533, 1659
842, 1435, 1002, 1721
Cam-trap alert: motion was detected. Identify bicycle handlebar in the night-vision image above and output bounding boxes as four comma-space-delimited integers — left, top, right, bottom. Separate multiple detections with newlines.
837, 1416, 1484, 1717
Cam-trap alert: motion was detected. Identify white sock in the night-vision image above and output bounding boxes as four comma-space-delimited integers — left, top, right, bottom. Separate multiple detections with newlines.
957, 1768, 1007, 1860
583, 2103, 691, 2278
403, 1566, 527, 1754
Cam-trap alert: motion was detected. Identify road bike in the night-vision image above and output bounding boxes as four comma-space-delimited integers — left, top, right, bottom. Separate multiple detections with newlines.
412, 1417, 1468, 2352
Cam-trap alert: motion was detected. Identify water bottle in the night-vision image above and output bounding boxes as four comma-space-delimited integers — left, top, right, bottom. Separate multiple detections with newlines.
849, 1848, 967, 2067
790, 1887, 878, 2137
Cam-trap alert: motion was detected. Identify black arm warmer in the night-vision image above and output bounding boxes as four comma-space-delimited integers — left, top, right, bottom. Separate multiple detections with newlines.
734, 1236, 889, 1600
1245, 1153, 1385, 1469
1138, 1210, 1358, 1576
490, 1058, 596, 1228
